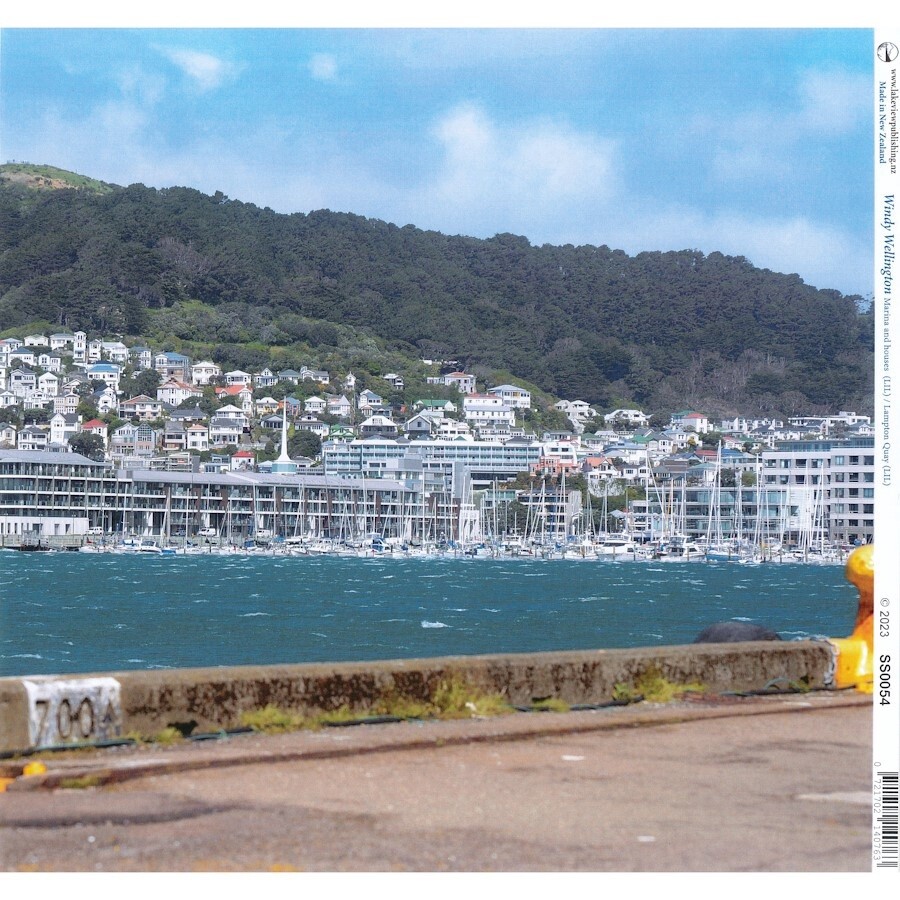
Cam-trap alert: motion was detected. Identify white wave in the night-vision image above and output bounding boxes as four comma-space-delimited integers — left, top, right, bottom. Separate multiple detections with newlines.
421, 620, 449, 628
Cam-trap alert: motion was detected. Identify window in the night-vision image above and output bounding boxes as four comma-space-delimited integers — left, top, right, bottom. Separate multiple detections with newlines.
833, 455, 845, 465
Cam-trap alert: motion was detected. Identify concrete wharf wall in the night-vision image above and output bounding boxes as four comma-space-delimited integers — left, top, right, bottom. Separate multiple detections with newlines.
0, 642, 836, 754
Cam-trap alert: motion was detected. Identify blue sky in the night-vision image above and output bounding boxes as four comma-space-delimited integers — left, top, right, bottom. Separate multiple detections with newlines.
0, 21, 876, 297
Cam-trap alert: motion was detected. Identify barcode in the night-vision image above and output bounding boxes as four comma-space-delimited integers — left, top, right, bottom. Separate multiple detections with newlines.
876, 772, 899, 868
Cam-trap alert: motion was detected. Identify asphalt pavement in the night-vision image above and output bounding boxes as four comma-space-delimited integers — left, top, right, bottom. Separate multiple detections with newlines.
0, 690, 874, 873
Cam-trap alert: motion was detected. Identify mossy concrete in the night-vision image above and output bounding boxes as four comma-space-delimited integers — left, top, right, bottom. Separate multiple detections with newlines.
0, 641, 836, 753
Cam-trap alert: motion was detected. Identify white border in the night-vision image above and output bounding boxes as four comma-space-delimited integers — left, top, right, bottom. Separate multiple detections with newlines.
873, 25, 900, 877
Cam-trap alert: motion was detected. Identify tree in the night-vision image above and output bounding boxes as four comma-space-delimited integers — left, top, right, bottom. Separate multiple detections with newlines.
68, 431, 106, 460
0, 406, 21, 426
119, 368, 160, 399
289, 429, 322, 460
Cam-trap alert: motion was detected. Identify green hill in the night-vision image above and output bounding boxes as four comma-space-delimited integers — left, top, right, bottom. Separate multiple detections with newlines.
0, 166, 874, 418
0, 163, 119, 195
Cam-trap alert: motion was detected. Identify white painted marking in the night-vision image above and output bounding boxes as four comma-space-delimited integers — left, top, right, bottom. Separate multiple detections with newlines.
561, 755, 585, 761
796, 792, 871, 805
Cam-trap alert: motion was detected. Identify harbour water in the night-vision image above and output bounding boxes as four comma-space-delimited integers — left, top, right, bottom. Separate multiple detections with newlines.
1, 553, 859, 677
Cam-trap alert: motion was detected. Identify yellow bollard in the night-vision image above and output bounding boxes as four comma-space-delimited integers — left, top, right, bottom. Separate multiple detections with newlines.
829, 544, 874, 693
21, 761, 47, 777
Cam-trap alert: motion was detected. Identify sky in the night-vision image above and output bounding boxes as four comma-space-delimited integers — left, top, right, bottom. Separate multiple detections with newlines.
0, 13, 878, 298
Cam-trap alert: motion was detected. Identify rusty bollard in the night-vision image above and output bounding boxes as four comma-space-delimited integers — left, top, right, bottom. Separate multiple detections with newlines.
828, 544, 874, 693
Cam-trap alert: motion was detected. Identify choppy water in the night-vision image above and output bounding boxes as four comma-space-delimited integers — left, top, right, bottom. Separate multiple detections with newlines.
0, 552, 859, 677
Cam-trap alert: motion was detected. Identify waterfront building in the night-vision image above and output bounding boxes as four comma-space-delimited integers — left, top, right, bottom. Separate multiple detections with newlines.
323, 435, 543, 489
761, 438, 875, 546
0, 449, 442, 544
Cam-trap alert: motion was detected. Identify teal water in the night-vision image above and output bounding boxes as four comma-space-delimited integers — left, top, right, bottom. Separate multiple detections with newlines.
0, 552, 859, 677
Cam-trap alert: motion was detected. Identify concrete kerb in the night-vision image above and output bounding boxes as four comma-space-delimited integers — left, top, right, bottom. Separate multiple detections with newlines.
3, 690, 870, 793
0, 641, 837, 756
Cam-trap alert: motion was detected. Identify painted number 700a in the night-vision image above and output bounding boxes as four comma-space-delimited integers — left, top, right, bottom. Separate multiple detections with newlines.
24, 678, 123, 749
33, 697, 99, 745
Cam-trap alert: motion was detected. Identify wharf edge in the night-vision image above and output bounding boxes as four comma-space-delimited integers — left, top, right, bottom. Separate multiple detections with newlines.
0, 641, 838, 755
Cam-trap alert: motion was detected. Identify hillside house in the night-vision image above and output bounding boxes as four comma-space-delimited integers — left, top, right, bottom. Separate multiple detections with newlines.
119, 395, 164, 421
191, 361, 221, 385
487, 384, 531, 410
155, 352, 191, 381
156, 378, 203, 407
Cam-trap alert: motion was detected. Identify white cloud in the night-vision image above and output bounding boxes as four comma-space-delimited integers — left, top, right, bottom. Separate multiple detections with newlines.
414, 103, 617, 232
797, 68, 869, 133
701, 66, 868, 186
308, 53, 339, 82
156, 47, 235, 92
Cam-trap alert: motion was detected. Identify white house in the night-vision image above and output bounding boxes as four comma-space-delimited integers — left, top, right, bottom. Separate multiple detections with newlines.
49, 412, 81, 446
359, 414, 399, 436
119, 395, 164, 421
129, 346, 153, 371
462, 395, 516, 428
296, 415, 330, 438
191, 360, 221, 386
93, 387, 119, 416
487, 384, 531, 410
214, 404, 250, 428
8, 348, 36, 368
49, 333, 76, 352
9, 368, 36, 397
670, 410, 711, 434
426, 372, 476, 394
86, 362, 121, 393
326, 395, 352, 419
209, 416, 244, 447
224, 370, 253, 387
73, 332, 87, 364
37, 353, 63, 373
18, 426, 49, 451
304, 396, 327, 415
300, 366, 330, 385
37, 372, 59, 397
53, 393, 79, 415
604, 408, 650, 428
156, 378, 203, 407
186, 423, 209, 452
0, 390, 19, 409
100, 341, 129, 365
24, 334, 49, 347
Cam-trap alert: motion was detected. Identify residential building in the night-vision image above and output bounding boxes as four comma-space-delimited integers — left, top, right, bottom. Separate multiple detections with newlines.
191, 360, 221, 385
86, 362, 121, 393
119, 394, 165, 421
254, 368, 278, 389
49, 413, 81, 447
487, 384, 532, 410
154, 351, 191, 381
670, 410, 711, 434
18, 426, 49, 451
156, 378, 203, 408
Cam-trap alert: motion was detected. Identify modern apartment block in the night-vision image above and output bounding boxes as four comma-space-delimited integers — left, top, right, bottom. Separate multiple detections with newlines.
760, 438, 874, 545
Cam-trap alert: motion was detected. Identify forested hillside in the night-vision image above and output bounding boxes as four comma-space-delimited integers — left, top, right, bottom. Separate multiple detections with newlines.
0, 164, 874, 417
